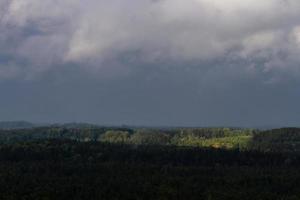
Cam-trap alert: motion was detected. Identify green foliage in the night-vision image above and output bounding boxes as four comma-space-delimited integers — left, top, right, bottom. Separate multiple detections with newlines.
129, 129, 171, 145
170, 128, 254, 150
1, 127, 300, 153
173, 135, 252, 149
99, 130, 130, 143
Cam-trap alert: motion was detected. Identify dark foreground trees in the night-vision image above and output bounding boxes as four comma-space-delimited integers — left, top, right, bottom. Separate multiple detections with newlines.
0, 140, 300, 200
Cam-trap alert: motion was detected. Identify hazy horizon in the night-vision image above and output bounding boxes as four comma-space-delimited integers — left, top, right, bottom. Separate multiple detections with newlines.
0, 120, 298, 130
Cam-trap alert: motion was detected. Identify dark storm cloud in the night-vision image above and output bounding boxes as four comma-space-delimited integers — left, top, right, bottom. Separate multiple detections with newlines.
0, 0, 300, 126
1, 0, 300, 76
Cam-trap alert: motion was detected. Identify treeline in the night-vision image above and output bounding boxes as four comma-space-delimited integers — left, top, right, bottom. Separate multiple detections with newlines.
0, 127, 255, 148
98, 128, 255, 149
1, 126, 300, 152
0, 127, 131, 143
250, 128, 300, 152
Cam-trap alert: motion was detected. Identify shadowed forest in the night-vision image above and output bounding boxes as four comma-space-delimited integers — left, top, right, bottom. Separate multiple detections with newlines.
0, 124, 300, 199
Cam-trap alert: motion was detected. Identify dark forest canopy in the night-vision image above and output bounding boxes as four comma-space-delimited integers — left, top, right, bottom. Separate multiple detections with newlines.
0, 125, 300, 199
1, 139, 300, 199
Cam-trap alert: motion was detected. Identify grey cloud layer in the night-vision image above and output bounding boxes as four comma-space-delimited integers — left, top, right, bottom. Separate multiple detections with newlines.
1, 0, 300, 80
1, 0, 300, 126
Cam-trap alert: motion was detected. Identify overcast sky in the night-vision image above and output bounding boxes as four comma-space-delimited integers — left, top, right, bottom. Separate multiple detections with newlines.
1, 0, 300, 127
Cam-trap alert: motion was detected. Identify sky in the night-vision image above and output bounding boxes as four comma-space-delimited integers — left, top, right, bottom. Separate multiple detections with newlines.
0, 0, 300, 127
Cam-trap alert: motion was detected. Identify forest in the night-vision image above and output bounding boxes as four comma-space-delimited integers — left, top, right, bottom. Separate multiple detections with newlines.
0, 125, 300, 199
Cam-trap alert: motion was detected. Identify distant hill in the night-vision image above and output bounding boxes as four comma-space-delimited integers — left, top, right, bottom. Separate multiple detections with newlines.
0, 121, 35, 129
51, 122, 101, 129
